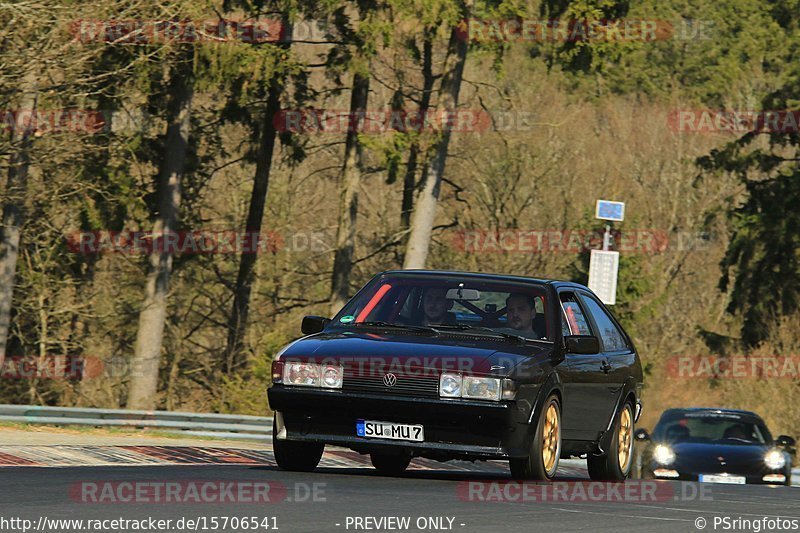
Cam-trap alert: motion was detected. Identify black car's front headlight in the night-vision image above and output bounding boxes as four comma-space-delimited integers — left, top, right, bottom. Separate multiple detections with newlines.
279, 362, 343, 389
653, 444, 676, 465
764, 449, 786, 470
439, 373, 516, 401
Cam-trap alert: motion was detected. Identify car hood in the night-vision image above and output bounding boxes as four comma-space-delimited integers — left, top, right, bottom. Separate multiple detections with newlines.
278, 330, 552, 376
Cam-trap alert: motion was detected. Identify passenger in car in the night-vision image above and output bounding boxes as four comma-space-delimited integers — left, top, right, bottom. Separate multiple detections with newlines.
665, 424, 691, 442
505, 293, 538, 336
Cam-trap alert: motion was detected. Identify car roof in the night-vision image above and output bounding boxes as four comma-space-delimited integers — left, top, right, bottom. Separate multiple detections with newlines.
659, 407, 765, 422
379, 269, 590, 291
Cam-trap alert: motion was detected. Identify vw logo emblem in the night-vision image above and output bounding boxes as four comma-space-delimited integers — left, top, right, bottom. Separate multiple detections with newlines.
383, 373, 397, 387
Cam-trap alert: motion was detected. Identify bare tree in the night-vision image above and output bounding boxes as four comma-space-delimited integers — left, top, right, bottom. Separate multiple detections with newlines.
0, 71, 38, 368
403, 27, 467, 269
127, 56, 194, 410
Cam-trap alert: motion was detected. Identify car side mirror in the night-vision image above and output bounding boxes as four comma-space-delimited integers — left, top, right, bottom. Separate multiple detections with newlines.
301, 315, 330, 335
564, 335, 600, 354
776, 435, 796, 448
635, 428, 650, 441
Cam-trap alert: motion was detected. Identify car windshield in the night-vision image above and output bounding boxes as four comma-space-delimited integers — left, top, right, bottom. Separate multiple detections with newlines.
653, 413, 769, 445
332, 274, 552, 341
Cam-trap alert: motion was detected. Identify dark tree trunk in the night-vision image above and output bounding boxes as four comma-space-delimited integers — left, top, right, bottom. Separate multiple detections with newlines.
329, 71, 370, 316
400, 35, 434, 232
224, 76, 284, 373
224, 25, 292, 373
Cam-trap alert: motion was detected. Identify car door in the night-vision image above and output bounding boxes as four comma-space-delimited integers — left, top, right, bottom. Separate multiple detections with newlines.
577, 291, 636, 430
558, 291, 618, 440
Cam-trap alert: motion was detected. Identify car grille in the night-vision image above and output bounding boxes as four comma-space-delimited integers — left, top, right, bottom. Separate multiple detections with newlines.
342, 368, 439, 398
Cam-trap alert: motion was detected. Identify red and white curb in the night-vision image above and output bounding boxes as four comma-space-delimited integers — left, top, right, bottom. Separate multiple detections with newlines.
0, 445, 588, 477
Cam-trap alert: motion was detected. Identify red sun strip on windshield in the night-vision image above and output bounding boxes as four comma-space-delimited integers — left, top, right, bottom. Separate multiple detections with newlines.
566, 305, 579, 333
355, 283, 392, 322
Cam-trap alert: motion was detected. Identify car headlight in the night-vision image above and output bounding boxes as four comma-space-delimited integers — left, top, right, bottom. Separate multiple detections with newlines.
282, 362, 343, 388
765, 449, 786, 470
463, 376, 502, 401
440, 373, 462, 398
283, 362, 321, 387
439, 373, 512, 401
320, 364, 343, 389
653, 444, 675, 465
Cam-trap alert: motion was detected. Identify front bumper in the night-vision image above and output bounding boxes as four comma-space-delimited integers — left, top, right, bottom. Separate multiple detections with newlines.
268, 385, 535, 459
647, 464, 790, 485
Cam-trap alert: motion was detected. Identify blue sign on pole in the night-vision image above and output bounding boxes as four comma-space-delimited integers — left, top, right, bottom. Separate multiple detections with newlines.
595, 200, 625, 222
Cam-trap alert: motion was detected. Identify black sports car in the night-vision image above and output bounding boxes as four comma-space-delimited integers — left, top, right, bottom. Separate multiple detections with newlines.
636, 408, 796, 486
267, 270, 644, 480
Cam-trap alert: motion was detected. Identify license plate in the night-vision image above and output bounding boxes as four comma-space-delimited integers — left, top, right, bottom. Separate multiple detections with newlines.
356, 419, 424, 442
699, 474, 746, 485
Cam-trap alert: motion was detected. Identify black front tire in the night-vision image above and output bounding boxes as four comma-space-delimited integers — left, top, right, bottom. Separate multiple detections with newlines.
509, 393, 561, 481
587, 401, 635, 481
273, 420, 324, 472
370, 453, 412, 475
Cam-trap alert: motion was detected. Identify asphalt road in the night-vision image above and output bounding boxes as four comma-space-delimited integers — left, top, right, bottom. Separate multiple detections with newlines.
0, 461, 798, 533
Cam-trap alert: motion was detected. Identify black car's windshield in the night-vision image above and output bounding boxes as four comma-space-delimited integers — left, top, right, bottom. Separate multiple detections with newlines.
332, 274, 552, 342
653, 412, 769, 445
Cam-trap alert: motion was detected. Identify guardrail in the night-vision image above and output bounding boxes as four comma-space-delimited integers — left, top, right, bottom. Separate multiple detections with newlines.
2, 405, 799, 483
0, 405, 273, 441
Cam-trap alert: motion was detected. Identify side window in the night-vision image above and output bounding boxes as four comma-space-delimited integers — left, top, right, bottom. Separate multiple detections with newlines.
559, 293, 592, 336
398, 287, 421, 320
561, 311, 571, 337
579, 295, 629, 351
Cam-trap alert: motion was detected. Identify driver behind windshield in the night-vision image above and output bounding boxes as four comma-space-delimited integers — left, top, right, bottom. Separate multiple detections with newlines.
723, 424, 750, 441
505, 293, 537, 336
420, 288, 456, 326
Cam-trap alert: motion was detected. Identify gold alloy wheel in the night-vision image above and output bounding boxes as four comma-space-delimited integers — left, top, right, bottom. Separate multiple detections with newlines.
617, 406, 633, 472
542, 401, 560, 474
